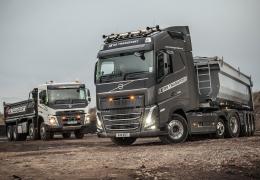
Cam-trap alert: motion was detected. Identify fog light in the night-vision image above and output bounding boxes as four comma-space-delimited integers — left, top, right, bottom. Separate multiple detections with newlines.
76, 115, 81, 120
96, 116, 103, 130
108, 97, 113, 102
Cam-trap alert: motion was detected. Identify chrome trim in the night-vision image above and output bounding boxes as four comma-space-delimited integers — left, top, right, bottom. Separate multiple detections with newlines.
96, 78, 148, 85
105, 127, 139, 131
104, 117, 139, 121
98, 88, 147, 95
103, 113, 141, 117
106, 123, 139, 126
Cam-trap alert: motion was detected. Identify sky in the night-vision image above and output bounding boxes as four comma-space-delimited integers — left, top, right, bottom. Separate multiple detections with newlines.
0, 0, 260, 112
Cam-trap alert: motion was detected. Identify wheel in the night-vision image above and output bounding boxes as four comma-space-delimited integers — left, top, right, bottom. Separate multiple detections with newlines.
159, 114, 188, 144
62, 132, 71, 139
40, 122, 51, 141
225, 112, 240, 138
74, 130, 84, 139
7, 126, 14, 141
12, 125, 26, 141
13, 125, 19, 141
215, 118, 225, 138
50, 132, 54, 139
251, 115, 256, 136
240, 113, 249, 137
248, 115, 252, 136
29, 123, 39, 140
110, 137, 137, 146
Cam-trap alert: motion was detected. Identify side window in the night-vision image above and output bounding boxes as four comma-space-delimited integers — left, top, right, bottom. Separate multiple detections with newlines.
171, 53, 185, 72
39, 90, 47, 104
157, 51, 173, 80
157, 52, 165, 80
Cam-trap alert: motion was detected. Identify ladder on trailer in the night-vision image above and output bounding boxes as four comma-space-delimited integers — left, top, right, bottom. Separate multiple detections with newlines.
196, 63, 212, 96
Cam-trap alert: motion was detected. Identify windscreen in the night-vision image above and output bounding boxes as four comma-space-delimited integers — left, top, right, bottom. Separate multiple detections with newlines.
96, 51, 154, 83
47, 88, 86, 104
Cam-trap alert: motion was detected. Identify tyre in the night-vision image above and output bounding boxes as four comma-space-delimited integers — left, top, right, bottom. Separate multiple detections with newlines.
215, 118, 225, 139
7, 126, 14, 141
225, 112, 240, 138
40, 122, 51, 141
62, 132, 71, 139
240, 113, 249, 137
29, 123, 39, 140
74, 130, 84, 139
13, 125, 26, 141
251, 115, 256, 136
159, 114, 188, 144
110, 137, 137, 146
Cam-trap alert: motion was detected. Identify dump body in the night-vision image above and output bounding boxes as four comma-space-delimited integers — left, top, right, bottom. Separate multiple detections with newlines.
194, 57, 253, 109
4, 100, 35, 121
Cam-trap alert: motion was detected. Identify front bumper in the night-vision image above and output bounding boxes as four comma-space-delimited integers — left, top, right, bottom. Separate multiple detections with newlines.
97, 129, 166, 138
47, 125, 86, 132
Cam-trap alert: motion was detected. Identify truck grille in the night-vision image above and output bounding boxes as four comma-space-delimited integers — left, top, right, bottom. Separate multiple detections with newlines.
102, 111, 143, 131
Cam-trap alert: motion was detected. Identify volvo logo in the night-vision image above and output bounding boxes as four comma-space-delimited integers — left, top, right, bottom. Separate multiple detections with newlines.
118, 84, 124, 90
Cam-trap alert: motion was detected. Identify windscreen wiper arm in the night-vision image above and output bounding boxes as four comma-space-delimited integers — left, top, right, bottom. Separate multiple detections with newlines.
124, 71, 149, 80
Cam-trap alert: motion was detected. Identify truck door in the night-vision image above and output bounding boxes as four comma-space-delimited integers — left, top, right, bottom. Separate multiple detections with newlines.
38, 89, 48, 121
156, 50, 198, 124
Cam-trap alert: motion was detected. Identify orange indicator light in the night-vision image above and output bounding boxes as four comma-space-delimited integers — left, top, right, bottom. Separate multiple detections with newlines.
130, 95, 135, 100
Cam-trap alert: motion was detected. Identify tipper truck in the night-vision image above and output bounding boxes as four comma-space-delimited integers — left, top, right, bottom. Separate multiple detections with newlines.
4, 81, 91, 141
95, 25, 255, 145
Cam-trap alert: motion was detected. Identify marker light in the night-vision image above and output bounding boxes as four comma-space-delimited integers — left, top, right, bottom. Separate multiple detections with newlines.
130, 95, 135, 100
108, 97, 113, 102
76, 115, 81, 120
62, 116, 66, 120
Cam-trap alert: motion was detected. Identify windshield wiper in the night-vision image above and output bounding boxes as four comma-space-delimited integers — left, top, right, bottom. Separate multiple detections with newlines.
100, 73, 122, 82
124, 71, 149, 80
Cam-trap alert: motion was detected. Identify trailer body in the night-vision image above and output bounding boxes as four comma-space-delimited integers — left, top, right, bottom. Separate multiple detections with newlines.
94, 26, 255, 145
4, 82, 91, 141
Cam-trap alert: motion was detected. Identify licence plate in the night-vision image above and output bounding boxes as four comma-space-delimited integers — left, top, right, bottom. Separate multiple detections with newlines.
67, 121, 77, 125
116, 133, 130, 137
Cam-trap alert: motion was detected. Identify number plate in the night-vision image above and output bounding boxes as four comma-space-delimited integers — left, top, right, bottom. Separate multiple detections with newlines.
116, 133, 130, 137
67, 121, 77, 125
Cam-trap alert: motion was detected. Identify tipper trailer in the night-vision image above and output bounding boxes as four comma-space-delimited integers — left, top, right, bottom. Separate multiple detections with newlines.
4, 81, 91, 141
95, 25, 255, 145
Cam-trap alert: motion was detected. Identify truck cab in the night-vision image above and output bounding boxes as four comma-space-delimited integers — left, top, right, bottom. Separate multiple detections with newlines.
4, 81, 91, 141
95, 26, 199, 145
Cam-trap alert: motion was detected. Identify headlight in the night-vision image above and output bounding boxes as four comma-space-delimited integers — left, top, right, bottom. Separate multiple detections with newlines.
49, 115, 58, 126
96, 115, 103, 130
84, 114, 90, 125
144, 105, 157, 129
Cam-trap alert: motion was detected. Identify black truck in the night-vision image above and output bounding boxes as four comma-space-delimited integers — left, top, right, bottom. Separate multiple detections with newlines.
4, 82, 91, 141
94, 25, 255, 145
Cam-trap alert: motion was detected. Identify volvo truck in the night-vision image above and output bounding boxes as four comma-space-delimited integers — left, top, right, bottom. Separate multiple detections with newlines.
4, 81, 91, 141
94, 25, 255, 145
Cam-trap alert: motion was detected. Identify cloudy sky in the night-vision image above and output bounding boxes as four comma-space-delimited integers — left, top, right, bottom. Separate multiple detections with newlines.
0, 0, 260, 111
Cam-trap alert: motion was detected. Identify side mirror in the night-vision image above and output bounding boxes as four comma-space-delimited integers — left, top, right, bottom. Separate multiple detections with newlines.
94, 62, 97, 84
86, 89, 91, 103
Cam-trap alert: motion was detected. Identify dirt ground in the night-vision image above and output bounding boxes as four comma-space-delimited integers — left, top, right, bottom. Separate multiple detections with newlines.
0, 133, 260, 180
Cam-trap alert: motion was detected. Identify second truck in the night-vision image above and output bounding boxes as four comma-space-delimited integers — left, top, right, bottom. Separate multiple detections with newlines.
4, 81, 91, 141
95, 25, 255, 145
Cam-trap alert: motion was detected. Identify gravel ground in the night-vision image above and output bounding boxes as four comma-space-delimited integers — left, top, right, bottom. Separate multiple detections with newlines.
0, 133, 260, 180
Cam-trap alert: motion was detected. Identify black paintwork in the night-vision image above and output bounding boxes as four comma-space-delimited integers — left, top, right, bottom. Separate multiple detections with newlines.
94, 26, 254, 137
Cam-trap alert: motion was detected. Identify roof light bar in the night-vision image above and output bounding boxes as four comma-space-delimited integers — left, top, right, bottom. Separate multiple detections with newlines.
102, 25, 161, 43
